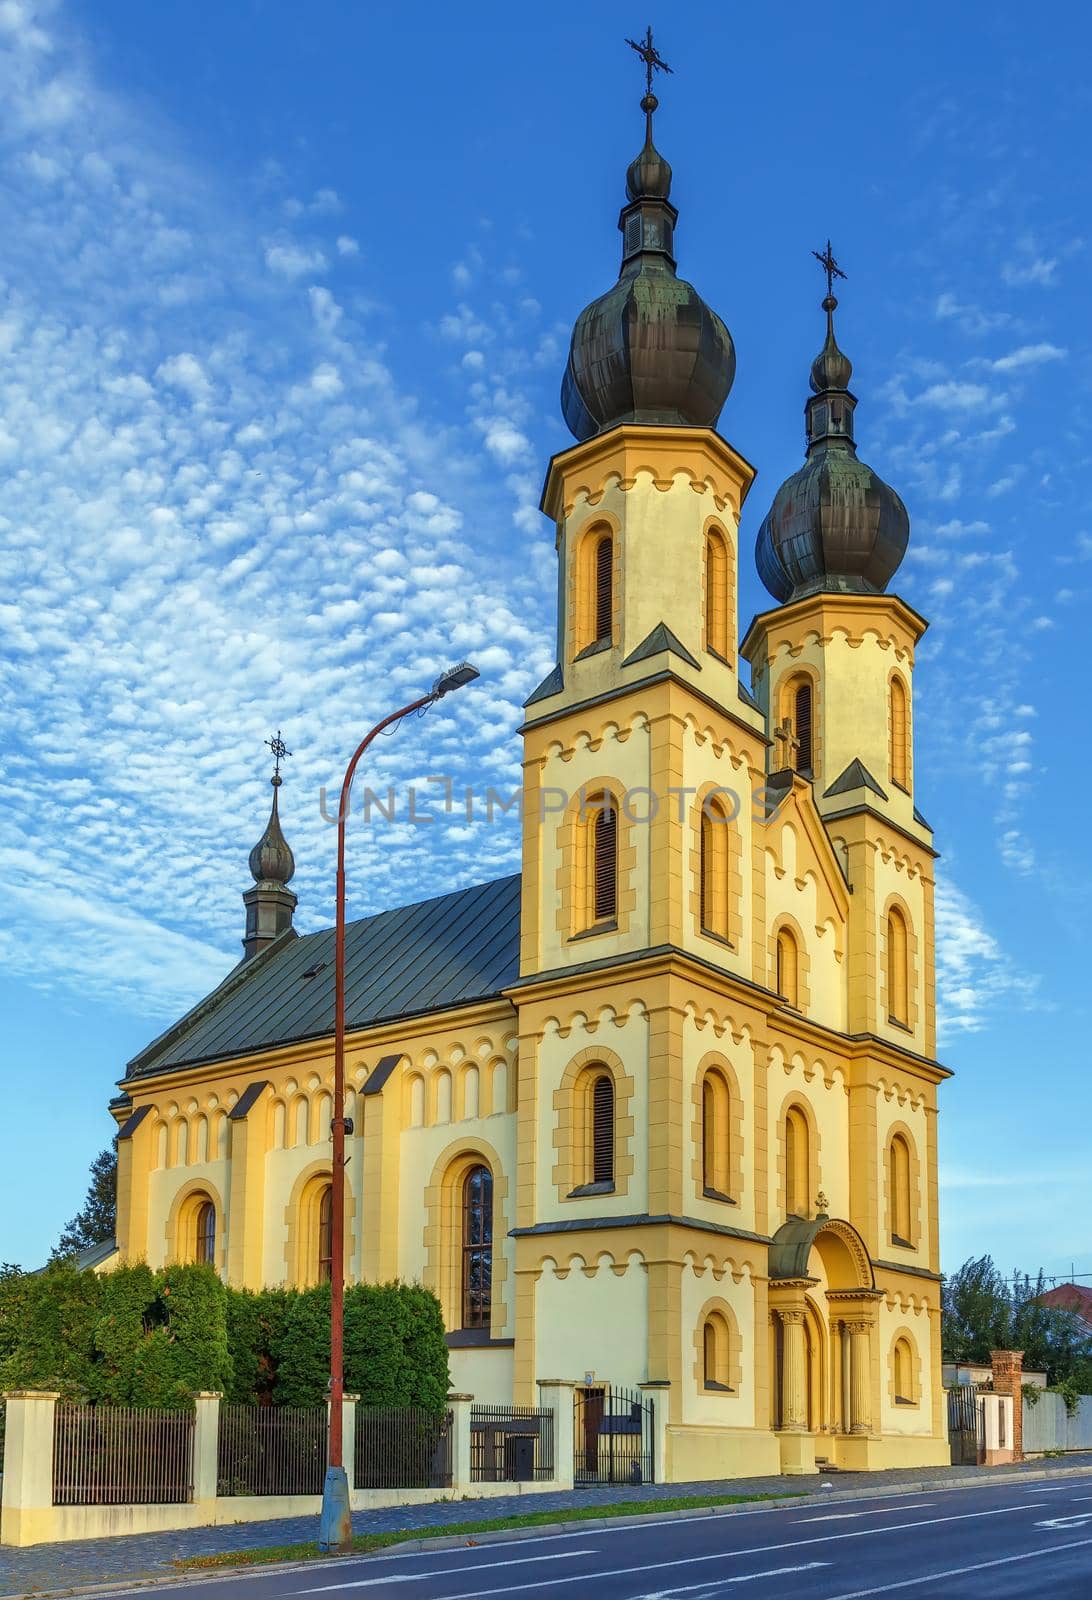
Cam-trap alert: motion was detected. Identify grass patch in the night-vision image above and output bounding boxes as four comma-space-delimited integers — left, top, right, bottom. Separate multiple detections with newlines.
174, 1490, 802, 1571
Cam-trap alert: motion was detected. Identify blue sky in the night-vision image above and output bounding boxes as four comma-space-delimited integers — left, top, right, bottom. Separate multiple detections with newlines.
1, 0, 1089, 1278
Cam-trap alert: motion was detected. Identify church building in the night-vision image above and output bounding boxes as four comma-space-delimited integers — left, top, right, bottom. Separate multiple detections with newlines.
110, 79, 950, 1480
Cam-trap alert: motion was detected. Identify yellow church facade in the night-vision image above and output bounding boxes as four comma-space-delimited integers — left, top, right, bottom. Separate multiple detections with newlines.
110, 88, 950, 1482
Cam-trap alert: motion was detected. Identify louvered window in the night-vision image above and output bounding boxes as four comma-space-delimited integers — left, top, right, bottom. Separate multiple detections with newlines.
594, 535, 613, 642
794, 682, 813, 774
461, 1164, 493, 1330
317, 1184, 333, 1282
593, 799, 617, 922
195, 1201, 216, 1266
591, 1075, 615, 1184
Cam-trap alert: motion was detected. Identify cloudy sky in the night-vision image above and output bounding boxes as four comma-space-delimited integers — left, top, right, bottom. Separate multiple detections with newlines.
1, 0, 1089, 1278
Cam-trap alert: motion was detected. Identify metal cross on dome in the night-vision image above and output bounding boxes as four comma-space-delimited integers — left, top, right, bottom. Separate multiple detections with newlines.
813, 239, 848, 299
626, 25, 673, 96
265, 729, 292, 779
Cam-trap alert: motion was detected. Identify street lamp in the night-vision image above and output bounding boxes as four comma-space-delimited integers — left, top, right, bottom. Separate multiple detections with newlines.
319, 661, 480, 1553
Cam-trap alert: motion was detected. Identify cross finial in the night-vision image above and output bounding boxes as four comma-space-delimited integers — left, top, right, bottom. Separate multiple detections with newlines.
812, 239, 847, 301
265, 729, 291, 783
626, 25, 672, 98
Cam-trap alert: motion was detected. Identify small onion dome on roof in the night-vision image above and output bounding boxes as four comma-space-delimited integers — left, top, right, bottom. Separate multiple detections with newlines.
248, 774, 295, 886
561, 93, 735, 442
755, 293, 909, 604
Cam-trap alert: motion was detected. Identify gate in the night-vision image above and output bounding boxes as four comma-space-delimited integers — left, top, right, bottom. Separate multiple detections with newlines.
573, 1384, 655, 1485
947, 1385, 980, 1466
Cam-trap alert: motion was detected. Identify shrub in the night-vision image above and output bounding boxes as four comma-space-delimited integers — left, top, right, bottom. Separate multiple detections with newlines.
224, 1287, 292, 1405
272, 1285, 331, 1408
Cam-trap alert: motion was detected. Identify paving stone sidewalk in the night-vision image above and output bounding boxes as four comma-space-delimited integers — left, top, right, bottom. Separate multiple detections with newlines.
3, 1453, 1092, 1597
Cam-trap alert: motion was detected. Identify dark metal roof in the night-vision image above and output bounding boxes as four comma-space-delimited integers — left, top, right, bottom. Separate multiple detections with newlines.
823, 759, 888, 801
621, 621, 701, 672
126, 874, 522, 1080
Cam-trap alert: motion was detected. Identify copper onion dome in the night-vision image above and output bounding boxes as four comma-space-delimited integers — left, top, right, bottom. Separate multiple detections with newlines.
248, 773, 295, 886
755, 287, 909, 603
561, 90, 735, 441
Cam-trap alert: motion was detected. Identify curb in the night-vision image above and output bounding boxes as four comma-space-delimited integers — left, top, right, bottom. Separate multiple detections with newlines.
7, 1461, 1092, 1599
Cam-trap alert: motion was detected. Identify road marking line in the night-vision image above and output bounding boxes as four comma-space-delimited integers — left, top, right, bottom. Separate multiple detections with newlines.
795, 1502, 932, 1522
1036, 1513, 1092, 1528
817, 1535, 1092, 1598
413, 1503, 1044, 1600
1028, 1485, 1072, 1492
297, 1549, 599, 1591
635, 1562, 829, 1597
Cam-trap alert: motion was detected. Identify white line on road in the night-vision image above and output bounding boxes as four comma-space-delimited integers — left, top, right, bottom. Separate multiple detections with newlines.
410, 1503, 1044, 1600
1035, 1513, 1092, 1528
634, 1563, 830, 1598
297, 1550, 599, 1591
817, 1535, 1092, 1598
794, 1502, 932, 1522
1028, 1485, 1072, 1492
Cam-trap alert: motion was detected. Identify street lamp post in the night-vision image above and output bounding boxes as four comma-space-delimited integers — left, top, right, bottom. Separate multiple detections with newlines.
319, 662, 480, 1553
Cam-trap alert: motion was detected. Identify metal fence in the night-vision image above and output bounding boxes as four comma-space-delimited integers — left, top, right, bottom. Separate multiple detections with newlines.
573, 1384, 655, 1486
470, 1404, 554, 1482
217, 1404, 327, 1497
53, 1404, 194, 1506
355, 1406, 453, 1489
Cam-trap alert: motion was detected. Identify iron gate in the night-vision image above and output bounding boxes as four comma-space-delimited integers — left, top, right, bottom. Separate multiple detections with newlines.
573, 1384, 655, 1485
947, 1385, 980, 1466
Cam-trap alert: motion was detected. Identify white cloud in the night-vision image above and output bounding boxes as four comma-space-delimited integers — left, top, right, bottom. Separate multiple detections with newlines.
934, 878, 1038, 1036
989, 342, 1066, 372
336, 235, 359, 257
918, 380, 1007, 413
264, 241, 328, 279
1001, 255, 1058, 287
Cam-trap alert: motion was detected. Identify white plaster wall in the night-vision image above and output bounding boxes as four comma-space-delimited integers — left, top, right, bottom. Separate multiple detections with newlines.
533, 1006, 650, 1225
534, 1254, 648, 1387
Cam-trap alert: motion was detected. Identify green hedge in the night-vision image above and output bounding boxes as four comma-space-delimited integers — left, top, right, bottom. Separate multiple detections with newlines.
0, 1265, 448, 1411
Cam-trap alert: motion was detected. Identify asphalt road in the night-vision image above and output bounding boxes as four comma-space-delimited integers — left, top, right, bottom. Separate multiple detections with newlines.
82, 1479, 1092, 1600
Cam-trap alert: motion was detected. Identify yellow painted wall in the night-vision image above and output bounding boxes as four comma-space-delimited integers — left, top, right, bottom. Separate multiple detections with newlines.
533, 1253, 649, 1387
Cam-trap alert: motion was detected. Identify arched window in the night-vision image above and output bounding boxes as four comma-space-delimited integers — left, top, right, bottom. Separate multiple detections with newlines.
461, 1164, 493, 1330
784, 1105, 809, 1217
592, 794, 617, 923
317, 1184, 333, 1282
890, 676, 910, 789
194, 1200, 216, 1265
703, 1311, 734, 1391
700, 800, 731, 942
889, 1134, 912, 1246
893, 1336, 915, 1404
591, 1074, 615, 1185
775, 927, 799, 1008
594, 533, 613, 644
794, 681, 813, 774
886, 908, 909, 1025
704, 527, 730, 660
701, 1070, 733, 1200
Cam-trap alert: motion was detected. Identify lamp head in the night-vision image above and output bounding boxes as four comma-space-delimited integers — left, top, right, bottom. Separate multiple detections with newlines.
432, 661, 480, 699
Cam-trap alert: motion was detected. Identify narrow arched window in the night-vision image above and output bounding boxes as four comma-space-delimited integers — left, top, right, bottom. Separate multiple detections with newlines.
703, 1312, 733, 1390
794, 681, 813, 774
893, 1336, 914, 1404
700, 801, 731, 942
785, 1106, 809, 1217
890, 677, 909, 789
886, 908, 909, 1025
889, 1134, 912, 1246
194, 1200, 215, 1265
461, 1164, 493, 1330
701, 1070, 733, 1200
776, 927, 799, 1008
704, 528, 730, 660
591, 1074, 615, 1185
317, 1184, 333, 1282
592, 796, 617, 923
594, 534, 613, 643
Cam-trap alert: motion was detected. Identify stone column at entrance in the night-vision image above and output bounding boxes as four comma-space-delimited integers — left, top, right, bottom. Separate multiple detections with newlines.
847, 1320, 872, 1434
991, 1349, 1025, 1462
779, 1308, 808, 1431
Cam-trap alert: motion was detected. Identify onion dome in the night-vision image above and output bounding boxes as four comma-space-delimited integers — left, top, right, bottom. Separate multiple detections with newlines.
755, 291, 910, 603
561, 92, 735, 441
249, 773, 295, 886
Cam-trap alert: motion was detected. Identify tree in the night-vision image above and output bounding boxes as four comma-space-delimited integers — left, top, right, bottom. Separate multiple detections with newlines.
54, 1144, 118, 1258
942, 1255, 1092, 1385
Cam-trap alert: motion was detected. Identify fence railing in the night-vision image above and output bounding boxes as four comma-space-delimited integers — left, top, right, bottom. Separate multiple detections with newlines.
470, 1404, 554, 1482
217, 1403, 326, 1497
53, 1404, 194, 1506
355, 1406, 453, 1489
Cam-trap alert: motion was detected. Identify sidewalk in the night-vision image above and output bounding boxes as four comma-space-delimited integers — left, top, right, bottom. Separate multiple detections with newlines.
3, 1453, 1092, 1597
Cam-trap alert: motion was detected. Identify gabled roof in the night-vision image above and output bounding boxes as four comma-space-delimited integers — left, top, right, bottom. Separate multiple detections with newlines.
621, 621, 701, 671
127, 874, 522, 1080
823, 758, 889, 801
